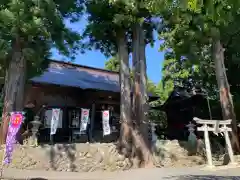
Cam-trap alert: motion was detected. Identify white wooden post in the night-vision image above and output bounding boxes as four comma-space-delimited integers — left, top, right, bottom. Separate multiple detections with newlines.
193, 117, 214, 167
204, 124, 213, 167
222, 124, 236, 165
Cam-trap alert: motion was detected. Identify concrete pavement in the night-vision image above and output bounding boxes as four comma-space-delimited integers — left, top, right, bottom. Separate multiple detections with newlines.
2, 165, 240, 180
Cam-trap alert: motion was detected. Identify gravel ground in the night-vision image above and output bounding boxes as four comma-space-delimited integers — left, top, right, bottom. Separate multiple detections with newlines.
2, 165, 240, 180
0, 140, 221, 173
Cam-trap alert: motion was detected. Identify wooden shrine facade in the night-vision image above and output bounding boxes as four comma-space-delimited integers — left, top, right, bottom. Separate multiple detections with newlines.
25, 84, 121, 143
22, 60, 158, 143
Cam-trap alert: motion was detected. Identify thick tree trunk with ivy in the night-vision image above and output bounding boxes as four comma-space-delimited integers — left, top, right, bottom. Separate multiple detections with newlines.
213, 39, 240, 152
118, 31, 132, 156
132, 23, 154, 166
0, 40, 26, 144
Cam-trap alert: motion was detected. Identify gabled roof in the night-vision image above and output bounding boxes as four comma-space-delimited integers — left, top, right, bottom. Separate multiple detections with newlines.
31, 60, 120, 92
30, 60, 158, 100
160, 86, 205, 110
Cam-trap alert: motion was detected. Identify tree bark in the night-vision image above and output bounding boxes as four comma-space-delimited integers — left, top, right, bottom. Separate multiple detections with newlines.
0, 69, 8, 145
139, 24, 151, 146
0, 40, 26, 144
118, 31, 132, 156
213, 39, 240, 152
132, 23, 154, 167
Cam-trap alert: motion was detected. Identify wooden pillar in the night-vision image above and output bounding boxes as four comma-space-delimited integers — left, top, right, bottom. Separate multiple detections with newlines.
203, 124, 214, 167
223, 124, 236, 165
90, 103, 95, 142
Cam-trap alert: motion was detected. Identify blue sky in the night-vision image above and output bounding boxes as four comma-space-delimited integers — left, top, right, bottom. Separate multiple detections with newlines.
51, 17, 165, 84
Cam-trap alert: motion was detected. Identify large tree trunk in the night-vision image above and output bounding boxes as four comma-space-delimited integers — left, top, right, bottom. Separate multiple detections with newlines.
0, 41, 26, 144
0, 69, 8, 145
132, 23, 154, 167
118, 31, 132, 156
139, 24, 151, 145
213, 39, 240, 152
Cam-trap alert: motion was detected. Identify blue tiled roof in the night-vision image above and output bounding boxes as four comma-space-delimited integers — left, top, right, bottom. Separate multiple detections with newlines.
30, 61, 159, 100
31, 61, 120, 92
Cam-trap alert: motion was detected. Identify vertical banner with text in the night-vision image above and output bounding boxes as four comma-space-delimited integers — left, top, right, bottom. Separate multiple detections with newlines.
50, 109, 60, 135
4, 112, 24, 164
80, 109, 90, 134
102, 110, 111, 136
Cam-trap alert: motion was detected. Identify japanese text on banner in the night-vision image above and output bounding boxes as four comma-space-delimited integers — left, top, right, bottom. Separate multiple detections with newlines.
80, 109, 89, 134
50, 109, 60, 135
102, 110, 111, 136
4, 112, 24, 164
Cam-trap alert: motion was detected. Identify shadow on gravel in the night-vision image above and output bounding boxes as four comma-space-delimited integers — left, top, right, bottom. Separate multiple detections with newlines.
5, 178, 48, 180
165, 175, 240, 180
40, 143, 76, 172
10, 179, 48, 180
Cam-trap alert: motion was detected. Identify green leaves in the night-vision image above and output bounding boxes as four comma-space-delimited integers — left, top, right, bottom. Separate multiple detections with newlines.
0, 0, 83, 78
105, 56, 120, 72
151, 0, 240, 103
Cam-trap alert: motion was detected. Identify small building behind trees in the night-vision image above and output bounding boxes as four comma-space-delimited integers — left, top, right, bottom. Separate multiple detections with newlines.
156, 86, 213, 140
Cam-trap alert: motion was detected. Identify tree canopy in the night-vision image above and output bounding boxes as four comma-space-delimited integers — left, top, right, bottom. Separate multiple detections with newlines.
0, 0, 83, 78
149, 0, 240, 100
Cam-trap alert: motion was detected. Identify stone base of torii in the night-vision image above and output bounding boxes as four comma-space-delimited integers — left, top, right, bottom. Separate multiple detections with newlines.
189, 117, 238, 169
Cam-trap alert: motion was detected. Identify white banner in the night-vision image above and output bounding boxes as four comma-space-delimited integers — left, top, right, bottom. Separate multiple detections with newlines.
102, 110, 111, 136
80, 109, 90, 134
50, 109, 61, 135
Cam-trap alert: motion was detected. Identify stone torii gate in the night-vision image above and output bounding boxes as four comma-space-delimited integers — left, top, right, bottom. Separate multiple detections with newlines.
193, 117, 236, 168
